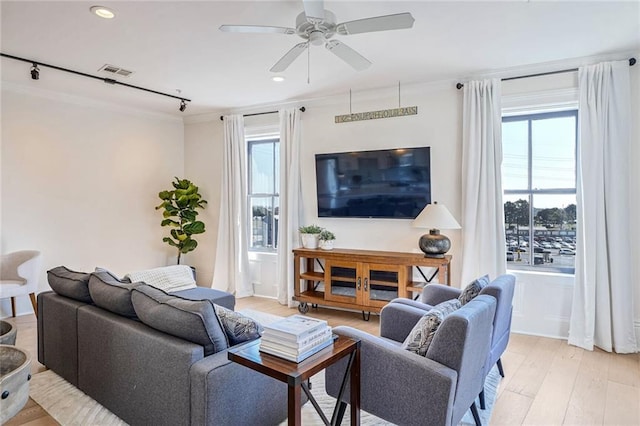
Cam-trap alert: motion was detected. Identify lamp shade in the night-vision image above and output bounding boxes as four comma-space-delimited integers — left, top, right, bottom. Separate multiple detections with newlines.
412, 202, 461, 230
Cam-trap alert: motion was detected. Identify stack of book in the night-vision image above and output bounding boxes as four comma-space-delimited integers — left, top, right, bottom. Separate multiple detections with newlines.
260, 315, 333, 363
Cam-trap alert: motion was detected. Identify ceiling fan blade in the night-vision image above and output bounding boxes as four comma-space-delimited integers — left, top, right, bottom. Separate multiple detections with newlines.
302, 0, 325, 21
325, 40, 371, 71
336, 12, 415, 35
270, 43, 308, 72
219, 25, 295, 35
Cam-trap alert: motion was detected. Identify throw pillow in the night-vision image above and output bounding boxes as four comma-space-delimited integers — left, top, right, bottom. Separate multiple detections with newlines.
47, 266, 92, 303
458, 274, 490, 305
402, 299, 462, 356
214, 305, 263, 346
94, 267, 131, 283
126, 265, 196, 292
88, 271, 142, 318
131, 284, 228, 356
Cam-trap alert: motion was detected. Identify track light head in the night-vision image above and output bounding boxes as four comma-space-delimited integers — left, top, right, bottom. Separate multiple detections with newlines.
30, 63, 40, 80
179, 100, 187, 112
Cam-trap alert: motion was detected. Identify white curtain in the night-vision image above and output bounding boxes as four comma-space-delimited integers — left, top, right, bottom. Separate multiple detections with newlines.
276, 108, 303, 306
460, 79, 507, 285
212, 115, 253, 297
568, 60, 636, 353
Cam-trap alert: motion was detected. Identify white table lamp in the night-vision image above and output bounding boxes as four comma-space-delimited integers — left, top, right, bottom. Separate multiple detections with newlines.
412, 202, 461, 258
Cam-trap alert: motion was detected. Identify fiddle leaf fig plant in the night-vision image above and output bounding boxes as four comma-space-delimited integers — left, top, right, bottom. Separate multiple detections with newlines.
155, 177, 207, 264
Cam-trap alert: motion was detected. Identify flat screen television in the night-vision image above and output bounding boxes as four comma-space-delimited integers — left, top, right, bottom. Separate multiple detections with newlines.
315, 147, 431, 219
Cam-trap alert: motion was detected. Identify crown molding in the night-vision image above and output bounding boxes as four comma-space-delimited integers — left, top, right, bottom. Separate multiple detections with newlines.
1, 81, 182, 123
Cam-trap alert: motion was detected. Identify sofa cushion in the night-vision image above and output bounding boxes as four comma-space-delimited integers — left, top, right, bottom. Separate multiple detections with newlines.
47, 266, 92, 303
213, 305, 262, 346
458, 274, 490, 305
131, 284, 228, 355
126, 265, 196, 292
88, 271, 142, 318
402, 299, 462, 356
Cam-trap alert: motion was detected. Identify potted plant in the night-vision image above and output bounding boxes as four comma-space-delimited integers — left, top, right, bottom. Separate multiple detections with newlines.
156, 177, 208, 264
298, 224, 323, 249
318, 230, 336, 250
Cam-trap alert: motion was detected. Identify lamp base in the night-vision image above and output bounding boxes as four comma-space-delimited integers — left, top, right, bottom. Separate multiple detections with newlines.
418, 229, 451, 258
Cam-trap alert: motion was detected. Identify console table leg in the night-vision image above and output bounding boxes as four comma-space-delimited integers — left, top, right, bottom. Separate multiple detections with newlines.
288, 385, 301, 426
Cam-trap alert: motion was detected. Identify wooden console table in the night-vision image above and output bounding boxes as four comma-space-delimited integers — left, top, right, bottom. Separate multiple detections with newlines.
228, 335, 360, 426
293, 248, 451, 320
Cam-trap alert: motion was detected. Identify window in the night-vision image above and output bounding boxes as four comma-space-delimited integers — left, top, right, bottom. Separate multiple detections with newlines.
502, 110, 577, 274
248, 137, 279, 251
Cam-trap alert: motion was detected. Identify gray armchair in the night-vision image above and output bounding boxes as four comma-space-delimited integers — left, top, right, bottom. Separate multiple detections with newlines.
325, 295, 497, 426
387, 274, 516, 408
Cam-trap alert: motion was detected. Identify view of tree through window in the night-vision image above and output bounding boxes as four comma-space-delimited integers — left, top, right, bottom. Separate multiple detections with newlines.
248, 138, 279, 251
502, 110, 577, 273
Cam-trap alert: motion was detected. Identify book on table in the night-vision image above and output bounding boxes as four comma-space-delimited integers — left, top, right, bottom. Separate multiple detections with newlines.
259, 335, 335, 363
261, 314, 328, 342
259, 314, 334, 362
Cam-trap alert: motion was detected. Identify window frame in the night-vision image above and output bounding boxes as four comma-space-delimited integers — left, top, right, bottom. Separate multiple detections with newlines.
502, 109, 578, 274
247, 136, 280, 252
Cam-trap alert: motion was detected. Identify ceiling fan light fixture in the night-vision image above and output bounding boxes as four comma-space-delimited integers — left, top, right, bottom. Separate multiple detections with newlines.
271, 75, 285, 82
90, 6, 115, 19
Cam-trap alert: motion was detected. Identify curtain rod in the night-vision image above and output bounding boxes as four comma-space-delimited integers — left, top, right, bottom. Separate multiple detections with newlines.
456, 57, 636, 90
219, 107, 305, 121
0, 52, 191, 102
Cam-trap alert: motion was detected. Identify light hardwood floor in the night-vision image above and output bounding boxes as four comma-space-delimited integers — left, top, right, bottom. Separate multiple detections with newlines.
5, 296, 640, 425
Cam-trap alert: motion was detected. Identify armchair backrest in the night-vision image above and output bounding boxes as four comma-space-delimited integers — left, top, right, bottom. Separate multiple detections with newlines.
1, 250, 42, 291
479, 274, 515, 363
426, 294, 496, 425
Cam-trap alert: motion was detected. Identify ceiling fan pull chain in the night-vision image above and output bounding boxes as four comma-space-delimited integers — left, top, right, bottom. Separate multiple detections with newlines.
398, 81, 401, 108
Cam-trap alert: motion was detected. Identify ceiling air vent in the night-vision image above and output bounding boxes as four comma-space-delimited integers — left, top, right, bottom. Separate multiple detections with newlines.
98, 64, 134, 77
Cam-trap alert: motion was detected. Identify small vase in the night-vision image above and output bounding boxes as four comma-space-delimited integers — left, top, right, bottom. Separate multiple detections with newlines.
301, 233, 319, 249
319, 240, 334, 250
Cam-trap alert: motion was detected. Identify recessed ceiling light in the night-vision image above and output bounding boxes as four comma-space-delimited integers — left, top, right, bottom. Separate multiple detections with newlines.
90, 6, 115, 19
271, 76, 285, 82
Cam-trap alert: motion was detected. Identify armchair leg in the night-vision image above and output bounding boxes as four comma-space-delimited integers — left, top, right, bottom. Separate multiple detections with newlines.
29, 293, 38, 318
335, 401, 348, 425
479, 388, 486, 410
470, 402, 482, 426
10, 297, 16, 317
497, 358, 505, 377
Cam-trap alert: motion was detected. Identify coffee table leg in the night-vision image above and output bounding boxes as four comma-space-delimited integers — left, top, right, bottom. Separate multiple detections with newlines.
350, 348, 360, 425
288, 384, 302, 426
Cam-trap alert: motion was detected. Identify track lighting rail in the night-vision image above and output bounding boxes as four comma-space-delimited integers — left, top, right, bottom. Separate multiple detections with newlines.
0, 52, 191, 110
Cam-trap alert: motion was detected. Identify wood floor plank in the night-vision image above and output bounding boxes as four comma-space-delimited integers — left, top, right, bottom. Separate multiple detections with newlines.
522, 343, 582, 425
607, 351, 640, 388
491, 390, 534, 425
496, 350, 526, 399
563, 347, 610, 425
505, 336, 563, 398
603, 380, 640, 425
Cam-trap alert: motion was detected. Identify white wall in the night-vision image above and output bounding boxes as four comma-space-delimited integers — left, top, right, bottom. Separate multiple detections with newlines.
1, 85, 184, 317
183, 118, 224, 287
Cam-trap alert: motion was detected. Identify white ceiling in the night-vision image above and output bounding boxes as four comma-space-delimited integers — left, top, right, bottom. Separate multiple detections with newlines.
1, 1, 639, 117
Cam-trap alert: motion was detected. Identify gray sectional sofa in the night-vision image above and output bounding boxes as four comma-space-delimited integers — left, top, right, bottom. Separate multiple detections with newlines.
37, 267, 289, 426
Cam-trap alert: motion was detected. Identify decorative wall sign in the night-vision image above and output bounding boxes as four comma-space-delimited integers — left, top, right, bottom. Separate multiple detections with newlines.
335, 106, 418, 123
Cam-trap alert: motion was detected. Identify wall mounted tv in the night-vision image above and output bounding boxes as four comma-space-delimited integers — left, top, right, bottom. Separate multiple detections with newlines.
315, 147, 431, 219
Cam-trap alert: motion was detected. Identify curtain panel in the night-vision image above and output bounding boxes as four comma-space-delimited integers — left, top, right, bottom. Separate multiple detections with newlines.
212, 114, 253, 297
569, 60, 637, 353
276, 108, 303, 307
460, 79, 507, 285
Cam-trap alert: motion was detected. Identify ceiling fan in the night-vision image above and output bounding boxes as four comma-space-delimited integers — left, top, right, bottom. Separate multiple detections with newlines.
219, 0, 415, 72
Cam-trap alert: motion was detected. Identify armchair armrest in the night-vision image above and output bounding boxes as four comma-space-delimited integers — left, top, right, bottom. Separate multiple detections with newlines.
380, 302, 428, 342
325, 326, 457, 426
421, 284, 462, 305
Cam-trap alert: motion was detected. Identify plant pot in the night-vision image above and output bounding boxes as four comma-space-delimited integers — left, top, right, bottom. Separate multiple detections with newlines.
300, 233, 320, 249
319, 240, 335, 250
